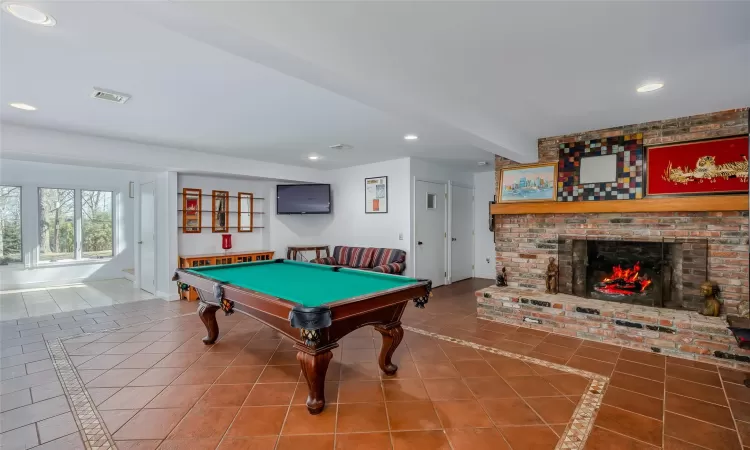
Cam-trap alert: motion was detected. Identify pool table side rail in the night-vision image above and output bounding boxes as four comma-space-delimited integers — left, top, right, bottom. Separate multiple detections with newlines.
173, 267, 431, 347
174, 266, 430, 311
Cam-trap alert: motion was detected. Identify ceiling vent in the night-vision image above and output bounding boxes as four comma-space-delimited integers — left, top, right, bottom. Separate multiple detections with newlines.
329, 144, 353, 150
90, 87, 131, 104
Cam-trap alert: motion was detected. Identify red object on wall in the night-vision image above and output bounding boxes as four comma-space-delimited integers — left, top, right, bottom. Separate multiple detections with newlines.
221, 234, 232, 250
646, 136, 749, 195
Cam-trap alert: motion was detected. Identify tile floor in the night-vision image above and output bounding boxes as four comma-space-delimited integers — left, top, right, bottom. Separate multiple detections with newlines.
1, 278, 749, 449
0, 279, 156, 321
0, 298, 195, 449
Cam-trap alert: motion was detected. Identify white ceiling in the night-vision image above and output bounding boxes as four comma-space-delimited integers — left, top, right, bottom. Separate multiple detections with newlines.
2, 1, 749, 172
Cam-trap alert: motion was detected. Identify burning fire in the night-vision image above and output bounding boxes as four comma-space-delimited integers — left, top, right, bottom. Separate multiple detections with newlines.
594, 262, 653, 296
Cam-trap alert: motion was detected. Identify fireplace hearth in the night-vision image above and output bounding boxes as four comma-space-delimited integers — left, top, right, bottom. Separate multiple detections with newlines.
557, 237, 708, 312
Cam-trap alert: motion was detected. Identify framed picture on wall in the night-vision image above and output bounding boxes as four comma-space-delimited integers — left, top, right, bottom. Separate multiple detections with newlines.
498, 163, 557, 202
365, 176, 388, 213
646, 136, 749, 196
557, 134, 644, 201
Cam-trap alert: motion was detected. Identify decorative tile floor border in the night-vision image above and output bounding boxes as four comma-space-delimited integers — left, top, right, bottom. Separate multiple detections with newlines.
46, 338, 115, 450
403, 325, 609, 450
42, 311, 198, 450
41, 309, 607, 450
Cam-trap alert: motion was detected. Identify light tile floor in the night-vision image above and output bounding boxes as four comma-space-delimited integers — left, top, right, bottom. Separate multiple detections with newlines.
0, 298, 197, 449
0, 279, 156, 321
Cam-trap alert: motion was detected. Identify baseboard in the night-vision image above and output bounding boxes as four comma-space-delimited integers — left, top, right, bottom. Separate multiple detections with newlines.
0, 276, 124, 292
157, 291, 180, 302
122, 269, 136, 282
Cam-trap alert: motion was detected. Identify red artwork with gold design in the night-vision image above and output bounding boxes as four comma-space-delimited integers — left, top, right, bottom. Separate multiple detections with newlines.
646, 136, 748, 196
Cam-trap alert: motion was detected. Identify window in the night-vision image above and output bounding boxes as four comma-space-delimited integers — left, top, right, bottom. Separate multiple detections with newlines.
82, 190, 113, 259
0, 186, 22, 265
39, 188, 76, 262
426, 193, 437, 209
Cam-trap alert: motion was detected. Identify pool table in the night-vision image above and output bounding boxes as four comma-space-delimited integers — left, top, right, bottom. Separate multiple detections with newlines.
173, 259, 431, 414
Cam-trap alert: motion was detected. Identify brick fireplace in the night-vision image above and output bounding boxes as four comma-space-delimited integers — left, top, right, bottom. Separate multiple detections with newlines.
483, 108, 750, 366
558, 237, 707, 311
496, 211, 746, 314
494, 108, 749, 317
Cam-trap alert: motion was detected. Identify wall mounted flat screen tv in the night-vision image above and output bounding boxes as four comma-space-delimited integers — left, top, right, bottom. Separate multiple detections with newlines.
277, 184, 331, 214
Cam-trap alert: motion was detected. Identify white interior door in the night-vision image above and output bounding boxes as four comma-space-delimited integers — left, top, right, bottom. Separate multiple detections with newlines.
139, 182, 156, 294
451, 185, 474, 282
415, 181, 447, 288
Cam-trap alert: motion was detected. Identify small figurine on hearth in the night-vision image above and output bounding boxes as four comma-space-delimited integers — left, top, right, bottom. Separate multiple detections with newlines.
739, 299, 750, 319
545, 257, 558, 294
700, 280, 721, 317
496, 267, 508, 287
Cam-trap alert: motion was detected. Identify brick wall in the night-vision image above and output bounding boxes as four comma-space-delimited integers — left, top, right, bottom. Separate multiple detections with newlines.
494, 108, 750, 315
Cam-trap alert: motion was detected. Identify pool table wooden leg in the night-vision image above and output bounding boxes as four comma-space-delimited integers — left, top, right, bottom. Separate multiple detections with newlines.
297, 349, 333, 415
198, 302, 220, 345
375, 322, 404, 376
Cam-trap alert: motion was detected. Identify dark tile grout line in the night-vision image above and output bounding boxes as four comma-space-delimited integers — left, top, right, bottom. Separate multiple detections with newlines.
18, 292, 750, 450
433, 337, 557, 448
211, 327, 286, 450
582, 328, 747, 446
6, 309, 201, 449
721, 363, 746, 448
662, 365, 667, 450
478, 313, 746, 382
422, 305, 750, 449
479, 312, 750, 373
587, 340, 750, 443
57, 313, 591, 450
47, 338, 114, 449
0, 298, 180, 328
590, 424, 662, 450
402, 326, 607, 450
81, 315, 267, 444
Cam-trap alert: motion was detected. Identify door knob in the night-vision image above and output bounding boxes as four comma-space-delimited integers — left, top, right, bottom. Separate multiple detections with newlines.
452, 238, 457, 241
418, 241, 423, 245
138, 241, 143, 244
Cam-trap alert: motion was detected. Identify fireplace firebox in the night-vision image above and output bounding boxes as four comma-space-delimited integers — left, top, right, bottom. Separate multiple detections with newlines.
557, 237, 708, 311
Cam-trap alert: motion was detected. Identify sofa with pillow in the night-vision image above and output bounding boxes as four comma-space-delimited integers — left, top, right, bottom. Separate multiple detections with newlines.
310, 246, 407, 275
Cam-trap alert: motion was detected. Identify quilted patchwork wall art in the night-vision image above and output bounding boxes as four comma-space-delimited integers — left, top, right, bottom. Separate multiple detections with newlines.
557, 134, 644, 201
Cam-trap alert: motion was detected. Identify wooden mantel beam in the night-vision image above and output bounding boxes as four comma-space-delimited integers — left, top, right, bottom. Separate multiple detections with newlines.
491, 194, 749, 215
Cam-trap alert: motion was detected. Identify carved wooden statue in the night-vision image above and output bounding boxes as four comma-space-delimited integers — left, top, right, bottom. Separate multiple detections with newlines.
545, 257, 558, 294
496, 267, 508, 287
700, 281, 721, 317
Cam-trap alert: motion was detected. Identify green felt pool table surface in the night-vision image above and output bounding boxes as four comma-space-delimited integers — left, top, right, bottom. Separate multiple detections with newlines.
187, 260, 421, 307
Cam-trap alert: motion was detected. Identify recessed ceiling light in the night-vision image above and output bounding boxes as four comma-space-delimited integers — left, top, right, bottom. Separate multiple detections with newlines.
404, 134, 419, 141
2, 4, 56, 26
636, 82, 664, 93
9, 102, 36, 111
308, 155, 320, 160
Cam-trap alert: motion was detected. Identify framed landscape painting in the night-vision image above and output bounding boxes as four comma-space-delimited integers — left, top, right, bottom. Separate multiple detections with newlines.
646, 136, 749, 196
499, 162, 558, 202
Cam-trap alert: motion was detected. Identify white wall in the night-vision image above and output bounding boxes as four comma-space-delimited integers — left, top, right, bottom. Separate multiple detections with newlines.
0, 124, 485, 292
326, 158, 411, 251
177, 174, 272, 256
473, 170, 496, 280
410, 158, 474, 186
153, 172, 179, 299
0, 160, 140, 289
268, 199, 335, 259
267, 158, 412, 263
